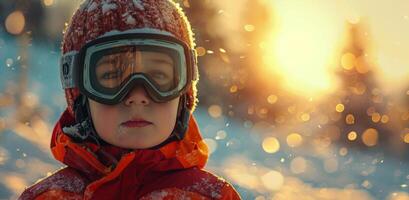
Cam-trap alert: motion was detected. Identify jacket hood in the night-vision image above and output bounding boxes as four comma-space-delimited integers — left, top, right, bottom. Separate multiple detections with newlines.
50, 109, 209, 182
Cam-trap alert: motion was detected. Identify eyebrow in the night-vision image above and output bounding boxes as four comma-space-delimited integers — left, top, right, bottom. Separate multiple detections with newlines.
149, 58, 174, 67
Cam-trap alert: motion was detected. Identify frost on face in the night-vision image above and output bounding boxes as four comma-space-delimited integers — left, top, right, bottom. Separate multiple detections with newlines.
184, 177, 225, 199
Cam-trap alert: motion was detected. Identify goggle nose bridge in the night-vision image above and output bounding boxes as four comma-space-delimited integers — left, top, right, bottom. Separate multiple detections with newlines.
116, 74, 169, 103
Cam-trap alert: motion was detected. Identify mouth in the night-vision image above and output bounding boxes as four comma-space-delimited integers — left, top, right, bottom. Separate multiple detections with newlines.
121, 119, 153, 128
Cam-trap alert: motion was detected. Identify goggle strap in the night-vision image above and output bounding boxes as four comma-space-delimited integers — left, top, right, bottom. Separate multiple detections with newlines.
60, 51, 78, 89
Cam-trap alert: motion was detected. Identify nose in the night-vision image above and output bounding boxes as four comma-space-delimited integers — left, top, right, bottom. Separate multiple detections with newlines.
123, 85, 150, 106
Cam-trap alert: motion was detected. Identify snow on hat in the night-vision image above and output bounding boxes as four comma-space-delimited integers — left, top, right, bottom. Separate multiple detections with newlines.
62, 0, 197, 116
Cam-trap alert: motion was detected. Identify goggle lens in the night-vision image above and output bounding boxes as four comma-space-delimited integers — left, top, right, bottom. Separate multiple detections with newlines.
90, 46, 179, 93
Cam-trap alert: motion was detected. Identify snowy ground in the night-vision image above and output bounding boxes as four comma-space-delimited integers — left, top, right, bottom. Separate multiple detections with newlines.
0, 33, 408, 199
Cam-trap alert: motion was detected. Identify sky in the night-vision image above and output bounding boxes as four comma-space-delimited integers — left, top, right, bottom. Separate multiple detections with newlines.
269, 0, 409, 95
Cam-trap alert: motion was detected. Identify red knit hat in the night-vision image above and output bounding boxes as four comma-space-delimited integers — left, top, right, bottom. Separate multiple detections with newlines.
62, 0, 198, 116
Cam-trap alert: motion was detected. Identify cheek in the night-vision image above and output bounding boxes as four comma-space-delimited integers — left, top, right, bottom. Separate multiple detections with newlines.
88, 101, 120, 136
154, 98, 180, 131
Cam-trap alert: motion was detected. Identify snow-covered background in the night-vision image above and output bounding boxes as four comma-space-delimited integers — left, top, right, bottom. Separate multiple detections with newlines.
0, 33, 407, 199
1, 0, 409, 199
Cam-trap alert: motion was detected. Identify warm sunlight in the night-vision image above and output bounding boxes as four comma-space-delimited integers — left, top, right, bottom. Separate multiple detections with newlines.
264, 1, 345, 97
273, 27, 337, 94
266, 0, 409, 95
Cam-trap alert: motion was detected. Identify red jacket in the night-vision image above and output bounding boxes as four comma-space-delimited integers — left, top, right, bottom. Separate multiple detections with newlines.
19, 109, 241, 199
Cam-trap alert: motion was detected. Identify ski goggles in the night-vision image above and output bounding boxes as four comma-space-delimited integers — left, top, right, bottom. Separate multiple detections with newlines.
60, 33, 197, 105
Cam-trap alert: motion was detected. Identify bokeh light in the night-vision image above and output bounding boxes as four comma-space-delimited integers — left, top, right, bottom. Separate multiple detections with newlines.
339, 147, 348, 156
381, 115, 389, 124
43, 0, 54, 6
362, 180, 373, 189
262, 137, 280, 154
335, 104, 345, 113
371, 112, 381, 123
261, 170, 284, 191
208, 105, 222, 118
341, 52, 356, 70
6, 58, 13, 67
215, 130, 227, 140
355, 57, 370, 74
230, 85, 238, 93
267, 95, 278, 104
195, 47, 206, 56
219, 48, 226, 53
362, 128, 378, 147
5, 11, 25, 35
404, 133, 409, 144
286, 133, 303, 148
347, 131, 358, 141
244, 24, 255, 32
290, 157, 307, 174
300, 113, 310, 122
203, 138, 218, 154
345, 114, 355, 125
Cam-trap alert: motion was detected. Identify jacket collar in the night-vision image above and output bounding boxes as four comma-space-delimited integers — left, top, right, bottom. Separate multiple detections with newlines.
50, 109, 208, 181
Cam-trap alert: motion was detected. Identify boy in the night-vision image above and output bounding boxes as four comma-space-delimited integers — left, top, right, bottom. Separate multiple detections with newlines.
19, 0, 241, 199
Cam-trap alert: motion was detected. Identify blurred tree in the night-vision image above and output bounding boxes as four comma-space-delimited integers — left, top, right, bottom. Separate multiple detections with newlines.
331, 22, 404, 155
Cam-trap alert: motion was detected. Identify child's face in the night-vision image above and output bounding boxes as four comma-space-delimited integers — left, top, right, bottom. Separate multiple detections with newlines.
88, 86, 180, 149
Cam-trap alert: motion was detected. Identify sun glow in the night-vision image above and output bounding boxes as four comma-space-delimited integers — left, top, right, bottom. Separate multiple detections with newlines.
264, 0, 409, 95
264, 1, 347, 97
